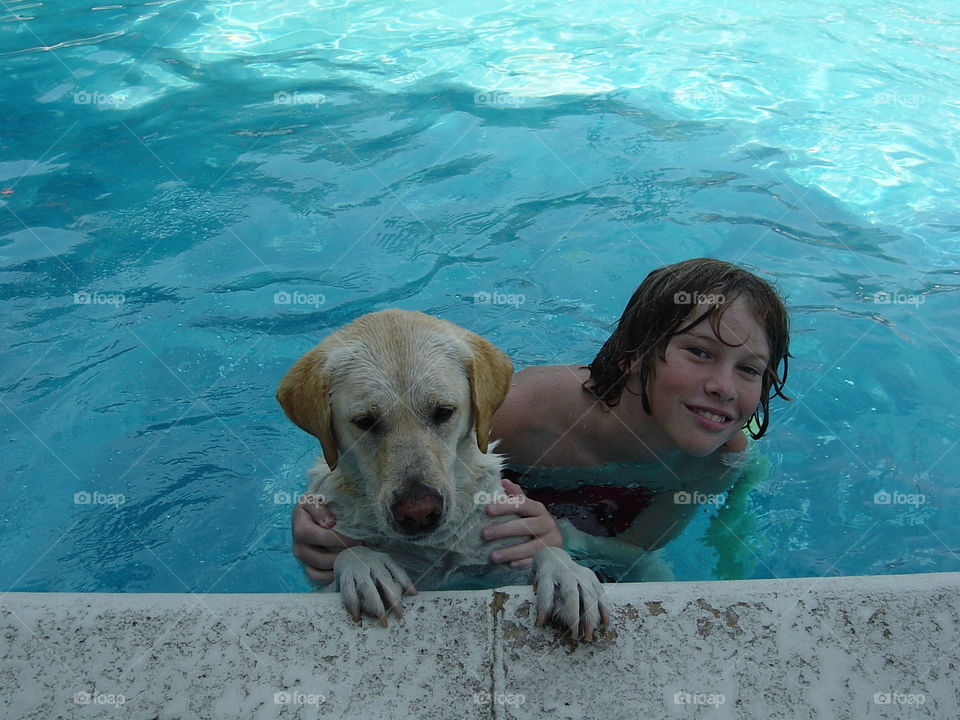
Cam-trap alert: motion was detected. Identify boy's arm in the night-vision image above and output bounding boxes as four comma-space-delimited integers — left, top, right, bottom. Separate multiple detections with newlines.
615, 491, 699, 550
612, 454, 747, 551
557, 519, 674, 582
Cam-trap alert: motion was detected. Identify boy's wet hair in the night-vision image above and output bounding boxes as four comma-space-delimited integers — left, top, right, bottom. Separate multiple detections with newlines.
583, 258, 791, 440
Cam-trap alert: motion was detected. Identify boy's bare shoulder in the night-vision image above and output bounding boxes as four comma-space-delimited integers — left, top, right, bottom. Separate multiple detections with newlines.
491, 365, 597, 466
522, 365, 594, 416
719, 430, 748, 453
494, 366, 571, 435
506, 365, 583, 404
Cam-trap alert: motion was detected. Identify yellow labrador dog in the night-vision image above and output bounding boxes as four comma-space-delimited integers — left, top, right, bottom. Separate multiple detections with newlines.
277, 309, 607, 640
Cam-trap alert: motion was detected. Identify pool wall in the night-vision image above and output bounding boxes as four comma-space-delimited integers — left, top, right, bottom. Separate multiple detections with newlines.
2, 572, 956, 719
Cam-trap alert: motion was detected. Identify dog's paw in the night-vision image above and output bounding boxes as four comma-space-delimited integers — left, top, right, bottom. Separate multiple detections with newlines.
333, 547, 417, 627
531, 547, 609, 641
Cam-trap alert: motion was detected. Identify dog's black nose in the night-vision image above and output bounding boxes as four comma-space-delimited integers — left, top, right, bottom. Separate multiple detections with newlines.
391, 482, 444, 536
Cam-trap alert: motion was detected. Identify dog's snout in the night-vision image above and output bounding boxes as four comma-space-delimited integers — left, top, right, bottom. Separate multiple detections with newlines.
390, 481, 444, 536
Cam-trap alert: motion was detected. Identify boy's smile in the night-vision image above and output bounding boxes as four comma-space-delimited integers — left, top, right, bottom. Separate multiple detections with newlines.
643, 297, 769, 457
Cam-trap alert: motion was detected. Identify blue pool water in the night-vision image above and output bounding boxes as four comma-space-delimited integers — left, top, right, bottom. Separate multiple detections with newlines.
1, 0, 958, 593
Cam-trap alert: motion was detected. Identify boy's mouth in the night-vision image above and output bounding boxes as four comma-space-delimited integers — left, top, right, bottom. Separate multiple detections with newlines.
686, 404, 734, 429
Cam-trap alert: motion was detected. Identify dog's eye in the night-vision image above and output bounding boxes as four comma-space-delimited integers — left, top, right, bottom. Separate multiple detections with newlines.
432, 405, 455, 424
351, 414, 380, 432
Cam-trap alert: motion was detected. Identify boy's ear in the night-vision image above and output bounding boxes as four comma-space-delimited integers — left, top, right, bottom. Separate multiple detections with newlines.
276, 344, 339, 470
463, 332, 514, 453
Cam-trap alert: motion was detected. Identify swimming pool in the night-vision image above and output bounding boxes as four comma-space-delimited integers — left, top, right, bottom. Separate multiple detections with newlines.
1, 0, 957, 593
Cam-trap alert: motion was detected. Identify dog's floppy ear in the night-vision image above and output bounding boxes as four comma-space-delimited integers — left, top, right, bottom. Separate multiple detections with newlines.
463, 333, 514, 453
276, 344, 339, 470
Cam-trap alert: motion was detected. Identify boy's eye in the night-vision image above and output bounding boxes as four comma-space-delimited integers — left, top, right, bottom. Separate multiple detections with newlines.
686, 347, 709, 358
740, 366, 762, 377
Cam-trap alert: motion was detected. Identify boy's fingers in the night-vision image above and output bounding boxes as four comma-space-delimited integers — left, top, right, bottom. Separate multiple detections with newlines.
489, 538, 542, 564
293, 543, 339, 573
296, 519, 362, 549
292, 505, 364, 549
485, 496, 531, 516
501, 478, 524, 496
304, 566, 334, 586
484, 514, 559, 542
482, 517, 535, 542
485, 478, 532, 515
487, 495, 547, 519
298, 498, 337, 528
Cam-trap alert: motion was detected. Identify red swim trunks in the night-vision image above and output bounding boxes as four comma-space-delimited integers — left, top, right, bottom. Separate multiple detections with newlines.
503, 468, 655, 537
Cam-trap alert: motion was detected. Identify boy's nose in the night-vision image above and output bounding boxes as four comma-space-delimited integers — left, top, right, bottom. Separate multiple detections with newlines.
704, 372, 736, 402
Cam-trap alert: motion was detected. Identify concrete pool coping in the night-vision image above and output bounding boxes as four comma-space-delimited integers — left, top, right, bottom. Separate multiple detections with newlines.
1, 572, 956, 719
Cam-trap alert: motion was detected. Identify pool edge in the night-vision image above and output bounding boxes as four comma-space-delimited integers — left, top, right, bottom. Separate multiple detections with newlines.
2, 572, 957, 718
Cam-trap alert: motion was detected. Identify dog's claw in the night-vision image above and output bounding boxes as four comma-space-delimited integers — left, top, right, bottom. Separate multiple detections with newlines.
334, 547, 410, 626
531, 547, 606, 642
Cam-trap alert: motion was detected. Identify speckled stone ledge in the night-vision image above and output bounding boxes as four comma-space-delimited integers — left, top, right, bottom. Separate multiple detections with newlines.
1, 573, 957, 719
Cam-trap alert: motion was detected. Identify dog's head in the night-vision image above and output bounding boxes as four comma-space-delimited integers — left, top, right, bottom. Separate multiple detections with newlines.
277, 309, 513, 540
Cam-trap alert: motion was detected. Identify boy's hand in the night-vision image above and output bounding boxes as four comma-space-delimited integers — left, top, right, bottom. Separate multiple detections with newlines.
291, 498, 364, 585
482, 478, 562, 569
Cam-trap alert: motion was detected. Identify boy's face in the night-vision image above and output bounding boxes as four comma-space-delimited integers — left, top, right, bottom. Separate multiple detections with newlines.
643, 297, 769, 457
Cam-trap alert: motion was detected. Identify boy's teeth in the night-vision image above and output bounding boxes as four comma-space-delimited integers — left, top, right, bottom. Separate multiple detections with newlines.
693, 408, 727, 423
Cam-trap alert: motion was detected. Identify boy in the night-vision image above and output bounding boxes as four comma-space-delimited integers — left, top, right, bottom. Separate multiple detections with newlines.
291, 258, 790, 583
